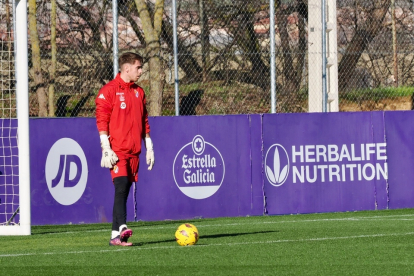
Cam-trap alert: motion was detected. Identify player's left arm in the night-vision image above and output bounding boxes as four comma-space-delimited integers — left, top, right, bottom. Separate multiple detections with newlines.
142, 90, 154, 170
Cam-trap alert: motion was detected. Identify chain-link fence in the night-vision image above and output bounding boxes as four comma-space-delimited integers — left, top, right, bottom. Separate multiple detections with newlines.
161, 0, 275, 115
337, 0, 414, 111
0, 1, 16, 118
1, 0, 413, 117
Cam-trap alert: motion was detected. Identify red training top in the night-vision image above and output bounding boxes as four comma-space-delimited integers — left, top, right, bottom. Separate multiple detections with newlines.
95, 73, 150, 159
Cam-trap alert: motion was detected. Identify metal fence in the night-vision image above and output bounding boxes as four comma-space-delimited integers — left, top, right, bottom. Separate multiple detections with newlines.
0, 0, 16, 119
336, 0, 414, 112
1, 0, 414, 117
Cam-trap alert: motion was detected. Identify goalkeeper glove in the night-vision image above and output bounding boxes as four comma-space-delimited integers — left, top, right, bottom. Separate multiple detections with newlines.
100, 134, 118, 168
145, 137, 155, 170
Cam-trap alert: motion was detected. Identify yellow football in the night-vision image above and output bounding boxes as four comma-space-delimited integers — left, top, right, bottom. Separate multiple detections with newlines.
175, 223, 199, 246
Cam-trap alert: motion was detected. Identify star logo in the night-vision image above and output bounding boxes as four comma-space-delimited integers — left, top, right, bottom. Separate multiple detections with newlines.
192, 135, 205, 155
195, 140, 202, 151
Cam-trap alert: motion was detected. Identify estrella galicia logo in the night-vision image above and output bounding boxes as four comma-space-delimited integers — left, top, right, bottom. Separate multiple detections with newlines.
265, 144, 289, 187
45, 138, 88, 205
173, 135, 225, 199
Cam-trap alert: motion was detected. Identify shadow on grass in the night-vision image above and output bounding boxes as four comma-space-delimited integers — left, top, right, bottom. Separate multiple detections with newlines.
132, 230, 278, 247
33, 220, 202, 235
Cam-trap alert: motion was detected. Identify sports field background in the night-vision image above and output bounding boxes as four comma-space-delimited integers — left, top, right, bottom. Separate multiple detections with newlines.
1, 208, 413, 275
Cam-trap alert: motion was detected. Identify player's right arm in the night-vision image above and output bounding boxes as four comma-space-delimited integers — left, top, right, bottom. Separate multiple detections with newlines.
95, 87, 118, 168
95, 88, 112, 133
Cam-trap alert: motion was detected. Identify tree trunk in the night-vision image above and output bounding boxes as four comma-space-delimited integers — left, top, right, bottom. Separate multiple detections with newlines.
231, 11, 269, 89
199, 0, 210, 82
118, 2, 146, 46
148, 51, 164, 116
235, 12, 267, 74
338, 0, 391, 91
297, 12, 307, 89
135, 0, 165, 116
28, 0, 48, 117
278, 9, 300, 94
161, 18, 203, 82
49, 0, 57, 117
391, 0, 398, 87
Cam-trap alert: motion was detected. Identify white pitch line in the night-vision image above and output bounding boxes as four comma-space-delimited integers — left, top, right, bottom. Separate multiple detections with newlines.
37, 213, 414, 235
382, 218, 414, 221
1, 231, 414, 258
137, 213, 414, 230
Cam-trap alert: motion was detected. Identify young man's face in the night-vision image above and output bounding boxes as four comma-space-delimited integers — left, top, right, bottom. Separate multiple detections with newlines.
125, 60, 142, 82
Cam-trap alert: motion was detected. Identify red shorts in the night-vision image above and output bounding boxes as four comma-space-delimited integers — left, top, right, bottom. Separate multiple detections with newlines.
110, 156, 140, 182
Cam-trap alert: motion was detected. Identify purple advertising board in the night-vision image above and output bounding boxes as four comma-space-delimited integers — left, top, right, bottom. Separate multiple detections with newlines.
384, 111, 414, 209
262, 112, 388, 215
28, 115, 264, 225
2, 111, 414, 226
135, 115, 264, 221
29, 118, 135, 225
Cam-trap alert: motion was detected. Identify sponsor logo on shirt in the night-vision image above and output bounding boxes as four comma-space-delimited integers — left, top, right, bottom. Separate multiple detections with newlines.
116, 92, 125, 102
98, 94, 105, 100
120, 102, 126, 109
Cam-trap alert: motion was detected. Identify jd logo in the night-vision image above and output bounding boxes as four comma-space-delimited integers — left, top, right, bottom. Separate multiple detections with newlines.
265, 144, 289, 187
51, 155, 82, 188
45, 138, 88, 205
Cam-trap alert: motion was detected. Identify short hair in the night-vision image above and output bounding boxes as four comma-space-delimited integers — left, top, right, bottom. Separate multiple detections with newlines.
119, 52, 143, 70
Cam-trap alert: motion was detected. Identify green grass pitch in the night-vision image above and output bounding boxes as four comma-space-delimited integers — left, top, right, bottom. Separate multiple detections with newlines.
1, 208, 414, 275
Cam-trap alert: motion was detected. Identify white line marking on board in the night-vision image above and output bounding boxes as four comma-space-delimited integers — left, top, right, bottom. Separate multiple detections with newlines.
1, 231, 414, 258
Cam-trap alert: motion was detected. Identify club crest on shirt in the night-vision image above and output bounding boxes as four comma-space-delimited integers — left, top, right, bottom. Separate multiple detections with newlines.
135, 90, 139, 98
113, 165, 119, 174
120, 102, 126, 109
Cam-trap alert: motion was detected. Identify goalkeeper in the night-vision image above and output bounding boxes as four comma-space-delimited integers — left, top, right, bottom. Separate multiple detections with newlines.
95, 52, 154, 246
